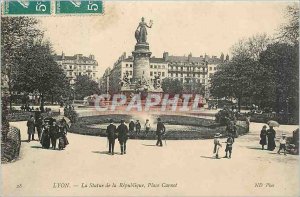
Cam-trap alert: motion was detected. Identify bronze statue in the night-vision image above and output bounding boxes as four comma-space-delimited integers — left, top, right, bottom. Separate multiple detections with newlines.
135, 17, 153, 43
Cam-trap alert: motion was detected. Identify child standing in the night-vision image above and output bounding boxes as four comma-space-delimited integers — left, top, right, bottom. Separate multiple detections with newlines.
224, 133, 234, 159
213, 133, 222, 159
277, 134, 287, 155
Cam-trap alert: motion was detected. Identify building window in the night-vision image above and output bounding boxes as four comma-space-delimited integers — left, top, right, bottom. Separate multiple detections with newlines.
176, 73, 178, 77
150, 71, 153, 76
64, 65, 67, 69
202, 79, 205, 83
181, 73, 183, 77
154, 65, 157, 69
158, 72, 161, 75
129, 71, 132, 75
162, 65, 165, 69
88, 66, 91, 70
209, 73, 213, 77
79, 66, 82, 70
130, 64, 133, 67
154, 72, 157, 75
93, 66, 96, 69
126, 64, 128, 67
69, 72, 72, 76
79, 72, 82, 76
162, 72, 165, 77
150, 65, 153, 68
158, 65, 161, 69
69, 65, 72, 69
74, 66, 77, 69
214, 67, 217, 70
93, 73, 96, 77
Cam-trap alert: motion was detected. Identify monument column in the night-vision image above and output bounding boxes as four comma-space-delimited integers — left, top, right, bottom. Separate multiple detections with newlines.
132, 43, 151, 83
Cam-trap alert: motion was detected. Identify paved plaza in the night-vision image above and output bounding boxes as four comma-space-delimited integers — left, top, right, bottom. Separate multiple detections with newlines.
2, 121, 299, 196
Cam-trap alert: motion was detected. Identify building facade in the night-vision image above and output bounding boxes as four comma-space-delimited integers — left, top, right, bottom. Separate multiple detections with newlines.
100, 52, 227, 97
54, 52, 99, 81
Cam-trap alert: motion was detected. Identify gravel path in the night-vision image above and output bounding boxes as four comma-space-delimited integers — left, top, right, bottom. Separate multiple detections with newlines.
2, 121, 299, 196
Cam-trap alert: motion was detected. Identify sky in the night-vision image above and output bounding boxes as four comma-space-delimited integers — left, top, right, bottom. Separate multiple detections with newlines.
38, 1, 294, 78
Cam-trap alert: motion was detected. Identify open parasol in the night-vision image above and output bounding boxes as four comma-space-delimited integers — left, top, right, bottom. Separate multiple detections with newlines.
267, 120, 280, 127
52, 115, 71, 126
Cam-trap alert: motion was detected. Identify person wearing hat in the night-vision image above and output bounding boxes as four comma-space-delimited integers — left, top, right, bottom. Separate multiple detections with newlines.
277, 134, 287, 155
27, 115, 35, 142
106, 119, 117, 155
213, 133, 222, 159
117, 119, 129, 155
156, 118, 166, 147
260, 125, 268, 150
224, 133, 234, 159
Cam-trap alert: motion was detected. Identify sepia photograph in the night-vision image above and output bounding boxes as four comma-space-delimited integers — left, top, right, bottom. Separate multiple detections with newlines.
1, 1, 299, 196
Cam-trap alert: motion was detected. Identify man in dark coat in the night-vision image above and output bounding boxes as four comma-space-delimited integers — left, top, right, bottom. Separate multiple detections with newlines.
49, 120, 59, 150
106, 119, 117, 155
35, 117, 43, 141
27, 115, 35, 142
135, 120, 141, 135
129, 120, 135, 136
156, 118, 166, 147
117, 119, 129, 155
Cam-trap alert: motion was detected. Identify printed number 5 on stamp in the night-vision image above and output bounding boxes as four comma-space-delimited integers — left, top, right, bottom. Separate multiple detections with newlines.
56, 0, 103, 15
3, 0, 51, 15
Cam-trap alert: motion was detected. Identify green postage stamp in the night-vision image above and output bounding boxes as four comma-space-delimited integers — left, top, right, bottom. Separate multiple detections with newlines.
2, 0, 103, 15
56, 0, 103, 14
3, 0, 51, 15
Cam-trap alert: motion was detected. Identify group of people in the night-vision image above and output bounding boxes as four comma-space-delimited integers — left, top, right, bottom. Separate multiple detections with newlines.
106, 118, 166, 155
128, 119, 151, 137
213, 133, 235, 159
27, 115, 69, 150
259, 125, 287, 155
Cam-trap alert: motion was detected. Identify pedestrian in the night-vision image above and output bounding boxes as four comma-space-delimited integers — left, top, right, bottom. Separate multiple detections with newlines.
40, 123, 51, 149
49, 120, 59, 150
277, 134, 287, 155
213, 133, 222, 159
117, 119, 129, 155
135, 120, 141, 135
129, 120, 135, 135
259, 125, 268, 150
27, 115, 35, 142
144, 119, 151, 134
246, 115, 251, 132
57, 125, 67, 150
267, 126, 276, 151
35, 116, 43, 141
156, 118, 165, 147
224, 133, 234, 159
106, 119, 117, 155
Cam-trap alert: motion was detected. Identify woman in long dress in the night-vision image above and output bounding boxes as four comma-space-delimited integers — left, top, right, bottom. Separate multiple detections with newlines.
259, 125, 268, 150
40, 124, 50, 149
267, 126, 276, 151
135, 17, 152, 43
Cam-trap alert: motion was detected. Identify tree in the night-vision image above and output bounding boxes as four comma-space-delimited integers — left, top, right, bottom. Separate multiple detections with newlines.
183, 80, 205, 95
162, 78, 183, 96
74, 75, 100, 100
13, 41, 69, 111
279, 4, 299, 45
259, 42, 299, 116
230, 33, 270, 60
1, 17, 43, 109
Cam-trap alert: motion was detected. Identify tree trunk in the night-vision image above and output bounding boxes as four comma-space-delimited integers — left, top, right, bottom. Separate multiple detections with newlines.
40, 93, 45, 113
51, 95, 54, 105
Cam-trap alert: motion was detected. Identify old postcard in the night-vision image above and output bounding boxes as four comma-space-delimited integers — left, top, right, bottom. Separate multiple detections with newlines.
1, 0, 299, 196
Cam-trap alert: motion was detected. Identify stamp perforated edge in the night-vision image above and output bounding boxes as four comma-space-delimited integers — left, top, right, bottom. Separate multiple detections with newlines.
1, 0, 105, 17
